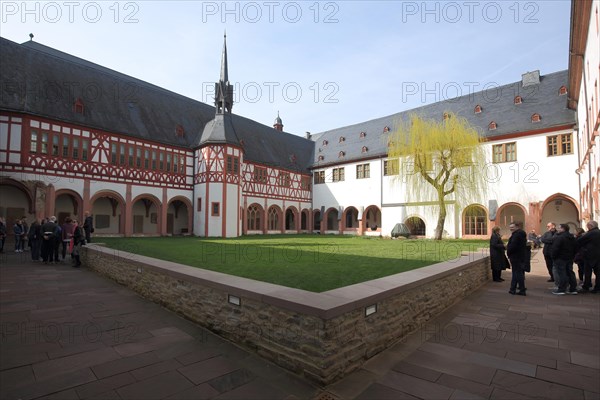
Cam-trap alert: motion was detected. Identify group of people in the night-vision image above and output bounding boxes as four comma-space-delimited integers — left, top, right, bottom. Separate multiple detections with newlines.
490, 220, 600, 296
0, 213, 94, 268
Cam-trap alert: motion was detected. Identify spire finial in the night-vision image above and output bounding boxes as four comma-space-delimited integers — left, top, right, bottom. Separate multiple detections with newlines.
29, 33, 34, 41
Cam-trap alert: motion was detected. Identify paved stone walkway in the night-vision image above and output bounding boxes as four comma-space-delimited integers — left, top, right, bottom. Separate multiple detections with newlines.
1, 248, 599, 399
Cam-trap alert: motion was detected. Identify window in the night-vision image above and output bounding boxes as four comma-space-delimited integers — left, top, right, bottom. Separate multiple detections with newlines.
301, 176, 311, 190
360, 131, 366, 138
144, 149, 149, 169
197, 198, 202, 212
253, 167, 267, 183
63, 137, 70, 157
547, 133, 573, 156
474, 105, 482, 114
137, 148, 142, 168
175, 124, 185, 137
314, 171, 325, 184
166, 153, 171, 171
152, 151, 157, 169
318, 155, 325, 162
82, 139, 89, 161
211, 202, 220, 216
226, 155, 239, 174
558, 86, 568, 95
41, 132, 48, 154
384, 159, 399, 176
531, 113, 541, 123
339, 136, 345, 143
159, 152, 164, 170
111, 143, 118, 164
278, 172, 291, 187
72, 138, 79, 159
268, 207, 280, 230
74, 98, 84, 114
30, 130, 38, 153
247, 205, 262, 230
173, 154, 179, 173
338, 151, 345, 158
492, 142, 516, 163
357, 163, 370, 179
322, 140, 328, 146
488, 121, 497, 130
332, 167, 345, 182
383, 126, 390, 132
362, 146, 368, 153
128, 146, 134, 166
463, 205, 487, 236
52, 135, 59, 156
514, 96, 522, 104
120, 144, 126, 165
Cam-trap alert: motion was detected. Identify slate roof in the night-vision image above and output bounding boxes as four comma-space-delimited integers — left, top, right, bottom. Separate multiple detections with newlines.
310, 70, 576, 168
0, 37, 314, 173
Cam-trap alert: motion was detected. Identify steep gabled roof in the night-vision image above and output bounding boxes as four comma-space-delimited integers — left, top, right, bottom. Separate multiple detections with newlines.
0, 37, 314, 172
311, 70, 576, 167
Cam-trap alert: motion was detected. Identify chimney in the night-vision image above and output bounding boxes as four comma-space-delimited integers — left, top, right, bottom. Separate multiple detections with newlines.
305, 132, 311, 140
522, 70, 540, 87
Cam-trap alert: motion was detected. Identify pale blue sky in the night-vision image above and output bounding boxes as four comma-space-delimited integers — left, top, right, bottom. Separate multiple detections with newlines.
1, 1, 571, 135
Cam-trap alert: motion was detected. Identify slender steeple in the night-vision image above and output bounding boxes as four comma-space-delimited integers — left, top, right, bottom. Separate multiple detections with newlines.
273, 111, 283, 131
215, 33, 233, 114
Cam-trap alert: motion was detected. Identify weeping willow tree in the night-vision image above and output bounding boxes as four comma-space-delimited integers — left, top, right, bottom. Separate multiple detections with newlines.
388, 113, 487, 240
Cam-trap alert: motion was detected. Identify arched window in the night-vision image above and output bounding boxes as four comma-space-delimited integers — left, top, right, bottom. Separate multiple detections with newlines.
247, 205, 262, 231
531, 113, 541, 123
268, 206, 281, 231
463, 205, 488, 236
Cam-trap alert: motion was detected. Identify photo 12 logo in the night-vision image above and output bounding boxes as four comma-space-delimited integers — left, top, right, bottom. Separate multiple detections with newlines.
1, 1, 140, 24
201, 1, 340, 23
400, 1, 540, 24
203, 81, 340, 104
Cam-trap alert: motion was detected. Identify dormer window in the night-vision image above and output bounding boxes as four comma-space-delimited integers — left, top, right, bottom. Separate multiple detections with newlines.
359, 131, 366, 138
175, 124, 185, 137
362, 146, 368, 153
74, 98, 84, 114
323, 140, 328, 146
443, 112, 449, 120
474, 105, 482, 114
488, 121, 497, 130
339, 136, 345, 143
383, 126, 390, 133
558, 86, 568, 95
531, 113, 541, 123
338, 151, 345, 158
318, 155, 324, 162
514, 96, 522, 105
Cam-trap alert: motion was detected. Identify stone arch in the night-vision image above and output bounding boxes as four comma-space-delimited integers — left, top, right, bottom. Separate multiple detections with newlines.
496, 202, 527, 237
167, 196, 192, 235
313, 209, 321, 232
267, 205, 283, 232
54, 189, 83, 225
131, 194, 162, 235
301, 208, 310, 231
0, 179, 36, 235
89, 190, 126, 235
343, 206, 359, 231
405, 215, 426, 236
247, 203, 264, 232
324, 207, 339, 232
540, 193, 580, 232
363, 205, 382, 233
462, 204, 488, 237
285, 206, 298, 231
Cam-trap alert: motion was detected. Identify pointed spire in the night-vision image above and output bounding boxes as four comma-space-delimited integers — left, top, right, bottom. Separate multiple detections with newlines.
220, 31, 229, 84
214, 33, 233, 114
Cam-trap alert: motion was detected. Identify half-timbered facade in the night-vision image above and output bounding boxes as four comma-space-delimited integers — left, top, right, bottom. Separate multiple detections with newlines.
0, 24, 595, 238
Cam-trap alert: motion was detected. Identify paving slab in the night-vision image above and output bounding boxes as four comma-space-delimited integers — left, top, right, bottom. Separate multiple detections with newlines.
2, 248, 599, 399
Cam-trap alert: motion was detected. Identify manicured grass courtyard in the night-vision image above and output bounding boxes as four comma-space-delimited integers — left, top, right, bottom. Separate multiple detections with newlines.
97, 235, 488, 292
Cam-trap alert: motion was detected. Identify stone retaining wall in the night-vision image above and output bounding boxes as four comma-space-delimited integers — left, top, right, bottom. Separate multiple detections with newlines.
82, 245, 490, 385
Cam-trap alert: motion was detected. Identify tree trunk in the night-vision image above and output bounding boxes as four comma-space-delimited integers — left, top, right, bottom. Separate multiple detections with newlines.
434, 193, 447, 240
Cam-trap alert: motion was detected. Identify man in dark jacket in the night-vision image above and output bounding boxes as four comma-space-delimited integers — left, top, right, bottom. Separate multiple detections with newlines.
540, 222, 556, 282
507, 221, 527, 296
41, 216, 58, 264
550, 224, 577, 295
577, 220, 600, 293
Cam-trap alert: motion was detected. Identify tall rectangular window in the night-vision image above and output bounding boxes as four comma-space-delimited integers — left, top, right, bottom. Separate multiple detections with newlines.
63, 136, 70, 157
226, 155, 240, 174
152, 151, 157, 169
136, 148, 142, 167
128, 146, 134, 167
314, 171, 325, 184
166, 153, 171, 172
173, 154, 179, 173
383, 159, 399, 176
82, 139, 89, 161
254, 167, 267, 182
52, 135, 59, 156
159, 152, 164, 170
492, 142, 516, 163
30, 130, 38, 153
144, 149, 149, 169
111, 143, 117, 164
120, 144, 126, 165
41, 132, 48, 154
72, 138, 79, 159
211, 202, 220, 216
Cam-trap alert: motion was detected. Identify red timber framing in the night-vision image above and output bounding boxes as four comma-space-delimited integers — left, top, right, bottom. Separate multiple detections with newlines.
3, 113, 192, 190
242, 162, 311, 202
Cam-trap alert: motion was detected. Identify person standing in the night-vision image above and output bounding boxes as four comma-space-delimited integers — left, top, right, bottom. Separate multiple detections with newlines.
72, 219, 84, 268
507, 221, 528, 296
41, 216, 58, 264
490, 226, 508, 282
20, 217, 28, 251
13, 219, 24, 253
83, 211, 94, 244
577, 220, 600, 293
540, 222, 557, 282
551, 224, 578, 295
573, 227, 586, 286
0, 217, 6, 253
28, 218, 42, 261
61, 217, 76, 261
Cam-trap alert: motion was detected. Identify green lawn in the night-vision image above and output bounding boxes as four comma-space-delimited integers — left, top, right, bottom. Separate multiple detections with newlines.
97, 235, 488, 292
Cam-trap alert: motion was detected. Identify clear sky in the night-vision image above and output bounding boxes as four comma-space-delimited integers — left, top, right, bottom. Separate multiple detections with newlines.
1, 1, 571, 136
